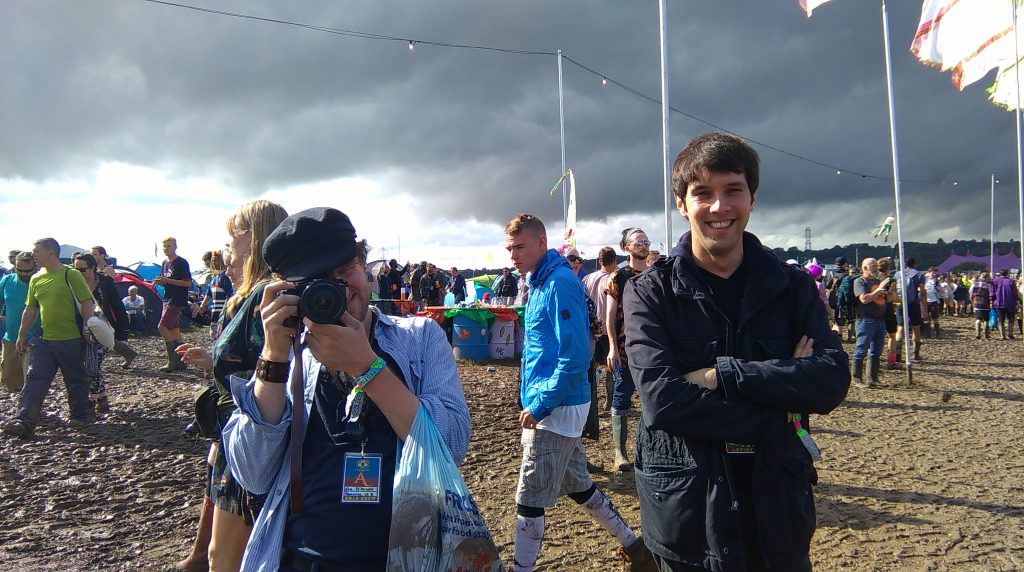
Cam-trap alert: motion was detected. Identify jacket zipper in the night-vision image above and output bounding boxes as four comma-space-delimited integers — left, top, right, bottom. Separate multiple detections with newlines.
695, 290, 741, 511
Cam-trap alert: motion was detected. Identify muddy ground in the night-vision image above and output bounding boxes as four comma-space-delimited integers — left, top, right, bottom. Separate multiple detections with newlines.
0, 315, 1021, 571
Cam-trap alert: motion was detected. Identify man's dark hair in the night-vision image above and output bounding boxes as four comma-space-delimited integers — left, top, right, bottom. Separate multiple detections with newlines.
906, 258, 917, 269
92, 246, 107, 256
598, 246, 616, 266
671, 132, 760, 199
1000, 268, 1009, 277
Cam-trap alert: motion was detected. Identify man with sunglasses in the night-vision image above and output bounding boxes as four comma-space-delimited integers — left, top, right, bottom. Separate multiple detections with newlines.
0, 251, 41, 392
2, 238, 96, 437
221, 207, 470, 572
604, 227, 651, 472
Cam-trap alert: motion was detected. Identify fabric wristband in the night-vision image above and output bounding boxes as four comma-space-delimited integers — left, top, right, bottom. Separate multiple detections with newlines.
353, 356, 386, 390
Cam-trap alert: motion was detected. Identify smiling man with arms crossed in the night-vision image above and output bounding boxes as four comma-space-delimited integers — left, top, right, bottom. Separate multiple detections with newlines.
623, 133, 850, 571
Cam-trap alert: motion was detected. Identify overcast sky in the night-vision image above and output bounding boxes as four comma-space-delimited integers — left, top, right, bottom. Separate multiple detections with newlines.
2, 0, 1022, 268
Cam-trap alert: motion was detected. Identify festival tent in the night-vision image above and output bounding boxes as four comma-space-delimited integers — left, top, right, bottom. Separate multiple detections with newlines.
466, 279, 494, 303
112, 272, 163, 330
58, 243, 89, 264
131, 262, 162, 281
936, 251, 1021, 274
471, 274, 499, 291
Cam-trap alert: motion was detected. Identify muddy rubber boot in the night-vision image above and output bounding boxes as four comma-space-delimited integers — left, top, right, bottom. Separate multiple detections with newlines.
933, 323, 941, 338
113, 340, 138, 369
913, 340, 922, 361
611, 415, 632, 472
998, 318, 1007, 340
886, 350, 897, 370
868, 356, 880, 388
975, 321, 983, 339
177, 495, 213, 571
162, 341, 187, 373
619, 536, 657, 572
851, 358, 866, 387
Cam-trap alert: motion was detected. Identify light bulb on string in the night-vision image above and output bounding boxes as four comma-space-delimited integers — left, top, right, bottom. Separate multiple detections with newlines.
601, 77, 608, 86
952, 180, 959, 187
408, 41, 415, 51
836, 170, 842, 175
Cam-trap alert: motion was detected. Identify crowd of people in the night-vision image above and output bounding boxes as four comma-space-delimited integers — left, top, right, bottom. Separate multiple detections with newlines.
0, 132, 1021, 571
823, 255, 1022, 387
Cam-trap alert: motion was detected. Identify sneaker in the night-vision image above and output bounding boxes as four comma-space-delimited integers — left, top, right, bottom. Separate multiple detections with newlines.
2, 419, 31, 438
619, 536, 657, 572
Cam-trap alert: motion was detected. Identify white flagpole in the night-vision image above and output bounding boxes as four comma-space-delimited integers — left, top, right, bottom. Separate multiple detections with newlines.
658, 0, 672, 251
991, 174, 997, 272
1015, 2, 1024, 278
882, 1, 913, 384
557, 50, 568, 228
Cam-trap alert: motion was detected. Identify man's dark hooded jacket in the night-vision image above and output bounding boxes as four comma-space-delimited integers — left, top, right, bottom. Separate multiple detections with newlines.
623, 231, 850, 571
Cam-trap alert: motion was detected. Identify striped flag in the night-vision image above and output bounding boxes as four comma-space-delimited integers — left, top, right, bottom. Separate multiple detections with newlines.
911, 0, 1017, 90
799, 0, 833, 17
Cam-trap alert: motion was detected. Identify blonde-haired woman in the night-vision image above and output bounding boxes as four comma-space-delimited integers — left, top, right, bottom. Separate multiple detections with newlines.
177, 200, 287, 572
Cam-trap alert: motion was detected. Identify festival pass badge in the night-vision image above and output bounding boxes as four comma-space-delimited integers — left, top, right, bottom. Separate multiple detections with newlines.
341, 453, 383, 504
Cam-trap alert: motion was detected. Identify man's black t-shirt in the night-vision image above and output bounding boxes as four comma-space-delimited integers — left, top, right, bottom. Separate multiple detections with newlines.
697, 261, 765, 567
161, 256, 190, 306
697, 263, 745, 327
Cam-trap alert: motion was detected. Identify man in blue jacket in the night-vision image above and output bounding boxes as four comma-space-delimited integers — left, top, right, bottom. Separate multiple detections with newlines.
505, 213, 653, 572
623, 133, 850, 571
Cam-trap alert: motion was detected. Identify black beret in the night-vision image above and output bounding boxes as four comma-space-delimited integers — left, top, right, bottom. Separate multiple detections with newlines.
262, 207, 358, 281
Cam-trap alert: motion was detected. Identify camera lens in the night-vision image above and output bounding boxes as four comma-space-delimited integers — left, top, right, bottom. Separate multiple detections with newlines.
299, 279, 348, 324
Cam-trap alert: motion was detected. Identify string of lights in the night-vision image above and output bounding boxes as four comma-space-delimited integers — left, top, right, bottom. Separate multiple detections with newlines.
141, 0, 943, 185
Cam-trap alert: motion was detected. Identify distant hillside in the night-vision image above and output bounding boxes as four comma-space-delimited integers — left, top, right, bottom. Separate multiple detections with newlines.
770, 238, 1022, 270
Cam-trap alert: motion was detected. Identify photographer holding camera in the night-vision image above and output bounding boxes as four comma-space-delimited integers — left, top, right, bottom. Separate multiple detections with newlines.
221, 207, 471, 572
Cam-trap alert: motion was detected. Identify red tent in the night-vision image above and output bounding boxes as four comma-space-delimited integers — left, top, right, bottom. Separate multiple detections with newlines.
112, 272, 163, 330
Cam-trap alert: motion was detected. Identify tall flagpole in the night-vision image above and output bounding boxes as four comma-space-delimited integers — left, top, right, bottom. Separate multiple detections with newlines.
659, 0, 672, 250
557, 50, 568, 228
991, 174, 997, 272
1015, 2, 1024, 278
882, 1, 913, 384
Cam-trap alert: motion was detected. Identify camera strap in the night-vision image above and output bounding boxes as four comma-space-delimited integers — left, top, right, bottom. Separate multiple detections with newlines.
289, 331, 306, 514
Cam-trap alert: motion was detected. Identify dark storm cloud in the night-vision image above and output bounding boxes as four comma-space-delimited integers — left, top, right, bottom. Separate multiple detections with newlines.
2, 0, 1021, 245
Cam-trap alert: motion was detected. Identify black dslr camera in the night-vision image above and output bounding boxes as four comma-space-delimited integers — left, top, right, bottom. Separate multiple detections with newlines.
286, 278, 349, 324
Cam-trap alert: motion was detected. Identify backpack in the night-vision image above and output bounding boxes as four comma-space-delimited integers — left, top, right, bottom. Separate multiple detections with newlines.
835, 274, 855, 308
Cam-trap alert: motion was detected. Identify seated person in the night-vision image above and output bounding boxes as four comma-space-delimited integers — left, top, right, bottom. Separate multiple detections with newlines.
122, 286, 148, 334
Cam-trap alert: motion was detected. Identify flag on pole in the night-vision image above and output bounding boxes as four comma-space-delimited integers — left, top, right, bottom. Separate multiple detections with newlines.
548, 169, 572, 196
871, 214, 896, 242
911, 0, 1016, 90
564, 170, 577, 249
798, 0, 833, 17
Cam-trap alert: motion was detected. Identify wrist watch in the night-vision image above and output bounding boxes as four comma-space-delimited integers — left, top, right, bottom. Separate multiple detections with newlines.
256, 357, 290, 384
